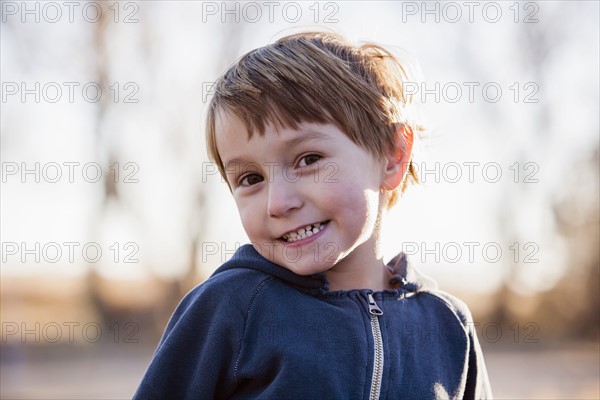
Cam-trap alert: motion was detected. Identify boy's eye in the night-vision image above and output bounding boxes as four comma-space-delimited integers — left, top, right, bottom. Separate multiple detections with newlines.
298, 154, 322, 167
239, 173, 263, 187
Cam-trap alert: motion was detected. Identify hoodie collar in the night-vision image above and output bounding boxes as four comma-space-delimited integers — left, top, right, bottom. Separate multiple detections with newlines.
384, 252, 438, 292
211, 244, 437, 294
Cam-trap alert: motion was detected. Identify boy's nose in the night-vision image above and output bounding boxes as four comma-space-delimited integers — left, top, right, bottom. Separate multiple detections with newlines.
267, 177, 303, 218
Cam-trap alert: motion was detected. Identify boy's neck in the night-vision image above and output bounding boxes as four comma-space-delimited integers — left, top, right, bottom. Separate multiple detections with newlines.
323, 225, 392, 292
324, 258, 392, 292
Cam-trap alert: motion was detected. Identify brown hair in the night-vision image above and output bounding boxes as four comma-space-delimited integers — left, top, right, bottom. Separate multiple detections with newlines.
206, 31, 421, 208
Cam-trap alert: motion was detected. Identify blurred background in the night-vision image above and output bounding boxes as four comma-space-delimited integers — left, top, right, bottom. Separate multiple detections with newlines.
1, 1, 598, 398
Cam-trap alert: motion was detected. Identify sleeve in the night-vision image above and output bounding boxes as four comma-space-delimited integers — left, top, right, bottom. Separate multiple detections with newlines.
133, 278, 247, 400
462, 320, 493, 399
435, 291, 493, 399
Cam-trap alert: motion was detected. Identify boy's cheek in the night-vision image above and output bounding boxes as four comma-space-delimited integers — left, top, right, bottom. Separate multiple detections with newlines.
237, 198, 265, 225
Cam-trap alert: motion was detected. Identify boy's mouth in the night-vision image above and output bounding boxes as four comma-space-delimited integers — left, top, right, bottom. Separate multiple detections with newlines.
280, 220, 330, 243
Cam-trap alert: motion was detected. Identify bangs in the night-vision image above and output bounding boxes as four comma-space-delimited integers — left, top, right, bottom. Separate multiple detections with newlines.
217, 85, 335, 140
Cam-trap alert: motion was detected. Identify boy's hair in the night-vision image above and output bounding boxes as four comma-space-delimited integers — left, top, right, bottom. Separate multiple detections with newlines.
206, 31, 421, 208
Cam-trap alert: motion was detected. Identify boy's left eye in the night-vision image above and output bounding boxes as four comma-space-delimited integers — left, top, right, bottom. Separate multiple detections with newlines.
298, 154, 322, 167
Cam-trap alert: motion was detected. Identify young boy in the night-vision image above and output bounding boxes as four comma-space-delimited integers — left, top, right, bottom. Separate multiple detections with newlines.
134, 31, 492, 399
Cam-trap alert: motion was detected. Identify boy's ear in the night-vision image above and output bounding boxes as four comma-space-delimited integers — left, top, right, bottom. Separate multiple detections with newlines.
382, 124, 414, 191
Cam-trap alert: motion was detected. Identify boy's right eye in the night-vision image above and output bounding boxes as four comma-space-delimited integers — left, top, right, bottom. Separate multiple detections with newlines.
239, 173, 264, 187
298, 153, 322, 167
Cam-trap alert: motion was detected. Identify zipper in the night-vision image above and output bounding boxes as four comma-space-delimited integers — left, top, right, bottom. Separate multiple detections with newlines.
367, 293, 384, 400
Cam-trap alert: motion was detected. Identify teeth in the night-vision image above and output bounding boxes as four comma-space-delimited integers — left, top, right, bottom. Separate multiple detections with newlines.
282, 221, 327, 242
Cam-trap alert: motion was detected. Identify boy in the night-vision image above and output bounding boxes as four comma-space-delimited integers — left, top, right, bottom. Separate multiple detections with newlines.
134, 31, 492, 399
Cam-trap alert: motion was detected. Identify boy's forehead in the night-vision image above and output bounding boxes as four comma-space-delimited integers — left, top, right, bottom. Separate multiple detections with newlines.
215, 110, 295, 146
215, 112, 334, 160
214, 109, 272, 141
214, 109, 247, 138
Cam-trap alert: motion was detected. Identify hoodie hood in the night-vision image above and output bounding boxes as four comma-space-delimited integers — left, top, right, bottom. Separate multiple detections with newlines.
210, 244, 438, 294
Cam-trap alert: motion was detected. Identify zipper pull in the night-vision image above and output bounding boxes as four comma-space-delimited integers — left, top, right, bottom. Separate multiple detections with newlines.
367, 293, 383, 316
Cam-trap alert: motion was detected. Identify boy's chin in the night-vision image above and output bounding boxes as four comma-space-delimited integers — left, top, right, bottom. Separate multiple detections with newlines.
253, 241, 340, 276
276, 252, 339, 276
278, 259, 334, 276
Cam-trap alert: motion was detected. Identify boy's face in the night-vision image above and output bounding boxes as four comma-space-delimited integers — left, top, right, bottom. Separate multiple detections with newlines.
215, 112, 394, 276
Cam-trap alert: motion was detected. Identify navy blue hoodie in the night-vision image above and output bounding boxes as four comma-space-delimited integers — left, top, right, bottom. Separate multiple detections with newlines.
134, 244, 492, 399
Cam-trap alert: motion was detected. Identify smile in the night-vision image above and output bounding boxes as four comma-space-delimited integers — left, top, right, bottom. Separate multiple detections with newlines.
280, 221, 330, 243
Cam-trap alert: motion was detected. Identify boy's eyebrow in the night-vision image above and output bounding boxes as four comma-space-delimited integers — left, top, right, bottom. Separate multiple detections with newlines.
223, 130, 331, 171
284, 129, 331, 148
